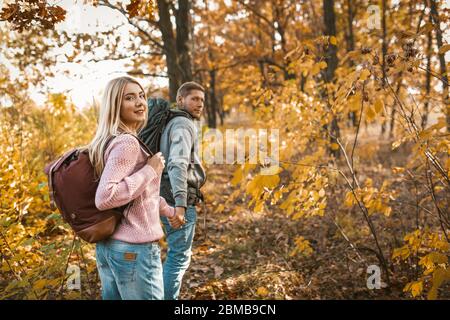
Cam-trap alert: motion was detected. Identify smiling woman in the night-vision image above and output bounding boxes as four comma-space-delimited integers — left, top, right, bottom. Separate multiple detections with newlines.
85, 76, 176, 300
120, 82, 148, 132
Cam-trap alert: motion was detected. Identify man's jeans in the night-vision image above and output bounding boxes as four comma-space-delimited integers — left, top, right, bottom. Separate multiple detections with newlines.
161, 205, 197, 300
95, 239, 164, 300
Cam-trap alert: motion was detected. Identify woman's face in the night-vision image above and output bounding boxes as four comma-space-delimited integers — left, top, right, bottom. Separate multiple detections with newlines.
120, 82, 147, 132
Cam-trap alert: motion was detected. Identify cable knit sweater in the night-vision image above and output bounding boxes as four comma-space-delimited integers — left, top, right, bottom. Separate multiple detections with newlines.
95, 133, 175, 244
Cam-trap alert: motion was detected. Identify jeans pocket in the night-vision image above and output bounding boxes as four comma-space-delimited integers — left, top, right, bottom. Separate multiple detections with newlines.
108, 248, 138, 284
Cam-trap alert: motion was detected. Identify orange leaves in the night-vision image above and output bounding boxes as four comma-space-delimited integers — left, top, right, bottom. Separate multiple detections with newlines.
403, 280, 423, 298
329, 36, 337, 46
393, 229, 450, 299
126, 0, 156, 18
438, 44, 450, 55
359, 69, 371, 81
344, 178, 393, 217
245, 173, 280, 213
1, 1, 66, 32
290, 236, 313, 257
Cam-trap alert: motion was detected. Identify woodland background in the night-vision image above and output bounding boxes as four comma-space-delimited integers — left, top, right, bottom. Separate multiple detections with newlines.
0, 0, 449, 299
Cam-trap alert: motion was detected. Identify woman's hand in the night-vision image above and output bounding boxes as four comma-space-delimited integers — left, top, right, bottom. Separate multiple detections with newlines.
168, 207, 186, 229
147, 152, 165, 174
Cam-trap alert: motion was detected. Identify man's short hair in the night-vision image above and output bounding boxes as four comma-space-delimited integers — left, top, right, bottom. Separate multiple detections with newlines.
176, 81, 205, 101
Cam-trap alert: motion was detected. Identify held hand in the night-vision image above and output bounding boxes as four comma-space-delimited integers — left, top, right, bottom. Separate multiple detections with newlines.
168, 207, 186, 229
147, 152, 165, 174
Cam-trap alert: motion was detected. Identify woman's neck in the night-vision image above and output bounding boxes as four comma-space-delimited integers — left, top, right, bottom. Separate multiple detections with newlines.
119, 123, 137, 135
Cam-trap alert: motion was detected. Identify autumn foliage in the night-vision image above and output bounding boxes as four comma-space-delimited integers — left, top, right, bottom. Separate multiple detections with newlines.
0, 0, 449, 300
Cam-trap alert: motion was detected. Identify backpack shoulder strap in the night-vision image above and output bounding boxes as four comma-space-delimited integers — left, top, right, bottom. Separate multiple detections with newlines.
114, 133, 153, 157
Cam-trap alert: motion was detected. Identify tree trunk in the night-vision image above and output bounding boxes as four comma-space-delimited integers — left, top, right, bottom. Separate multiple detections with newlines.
429, 0, 449, 131
207, 68, 218, 128
323, 0, 340, 158
346, 0, 357, 126
323, 0, 338, 83
157, 0, 193, 101
380, 0, 388, 135
175, 0, 192, 83
422, 25, 432, 129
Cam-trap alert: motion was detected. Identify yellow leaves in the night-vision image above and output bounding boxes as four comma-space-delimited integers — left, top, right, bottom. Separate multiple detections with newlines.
419, 252, 448, 272
374, 98, 384, 114
365, 97, 384, 123
427, 233, 450, 251
418, 22, 434, 35
290, 236, 313, 257
318, 61, 328, 69
348, 92, 362, 112
33, 279, 48, 291
404, 280, 423, 298
344, 191, 356, 207
404, 229, 422, 250
245, 173, 280, 213
365, 106, 376, 122
231, 163, 256, 186
344, 179, 393, 216
392, 245, 410, 260
438, 44, 450, 55
329, 36, 337, 46
330, 143, 339, 151
215, 204, 225, 214
392, 167, 405, 174
246, 174, 280, 196
359, 69, 371, 81
428, 267, 450, 300
231, 167, 244, 186
394, 230, 450, 299
126, 0, 155, 18
256, 286, 269, 297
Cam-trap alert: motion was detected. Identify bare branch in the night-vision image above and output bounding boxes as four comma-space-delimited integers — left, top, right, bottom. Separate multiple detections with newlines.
97, 0, 164, 50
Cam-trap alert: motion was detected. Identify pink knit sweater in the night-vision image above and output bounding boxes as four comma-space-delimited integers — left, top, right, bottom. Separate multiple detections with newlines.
95, 133, 175, 243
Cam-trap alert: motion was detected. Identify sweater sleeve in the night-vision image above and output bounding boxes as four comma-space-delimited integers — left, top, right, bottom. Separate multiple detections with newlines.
167, 119, 195, 208
95, 135, 157, 211
159, 196, 175, 218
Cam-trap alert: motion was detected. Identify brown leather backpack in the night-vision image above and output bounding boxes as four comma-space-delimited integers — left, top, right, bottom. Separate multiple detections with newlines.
44, 134, 151, 243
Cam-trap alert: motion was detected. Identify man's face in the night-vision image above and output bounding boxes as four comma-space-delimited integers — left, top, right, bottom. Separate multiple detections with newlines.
179, 89, 205, 120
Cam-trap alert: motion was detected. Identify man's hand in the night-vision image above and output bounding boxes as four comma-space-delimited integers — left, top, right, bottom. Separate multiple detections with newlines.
168, 206, 186, 229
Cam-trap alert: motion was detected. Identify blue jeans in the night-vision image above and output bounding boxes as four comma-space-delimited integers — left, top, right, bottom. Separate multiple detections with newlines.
161, 205, 197, 300
95, 239, 164, 300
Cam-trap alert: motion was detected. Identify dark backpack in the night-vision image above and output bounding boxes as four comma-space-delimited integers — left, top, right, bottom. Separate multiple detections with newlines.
139, 98, 204, 205
138, 98, 192, 154
44, 134, 151, 243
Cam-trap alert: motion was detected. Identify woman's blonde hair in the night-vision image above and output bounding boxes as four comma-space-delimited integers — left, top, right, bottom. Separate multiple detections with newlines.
87, 76, 147, 179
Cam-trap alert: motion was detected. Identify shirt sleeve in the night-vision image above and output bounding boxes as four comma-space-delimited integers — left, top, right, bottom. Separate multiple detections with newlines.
166, 120, 195, 208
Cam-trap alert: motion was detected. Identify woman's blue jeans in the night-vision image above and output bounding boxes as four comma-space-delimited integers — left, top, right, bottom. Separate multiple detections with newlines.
95, 238, 164, 300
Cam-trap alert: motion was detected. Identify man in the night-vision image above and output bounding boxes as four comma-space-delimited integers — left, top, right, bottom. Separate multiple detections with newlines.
159, 81, 207, 300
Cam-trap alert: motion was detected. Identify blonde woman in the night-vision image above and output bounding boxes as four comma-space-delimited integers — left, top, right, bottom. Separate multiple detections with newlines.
88, 76, 175, 300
